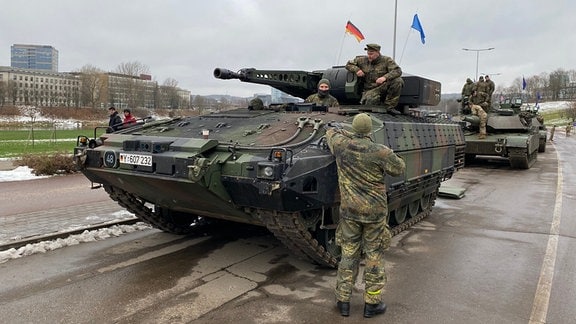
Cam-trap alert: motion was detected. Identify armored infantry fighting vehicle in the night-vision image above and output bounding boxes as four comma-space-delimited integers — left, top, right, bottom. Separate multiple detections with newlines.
460, 97, 546, 169
74, 66, 465, 268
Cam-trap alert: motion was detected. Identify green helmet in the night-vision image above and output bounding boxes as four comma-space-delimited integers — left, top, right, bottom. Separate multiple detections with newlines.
352, 113, 372, 134
249, 97, 264, 110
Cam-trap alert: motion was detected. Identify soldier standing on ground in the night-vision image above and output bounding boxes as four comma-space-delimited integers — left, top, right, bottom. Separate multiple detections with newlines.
304, 79, 340, 108
326, 113, 406, 318
550, 125, 556, 141
345, 43, 404, 115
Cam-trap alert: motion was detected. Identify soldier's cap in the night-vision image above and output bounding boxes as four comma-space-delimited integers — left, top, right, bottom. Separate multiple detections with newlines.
352, 113, 372, 134
364, 43, 381, 52
318, 78, 331, 88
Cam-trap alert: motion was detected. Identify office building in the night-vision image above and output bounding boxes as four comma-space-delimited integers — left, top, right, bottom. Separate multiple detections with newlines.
11, 44, 59, 72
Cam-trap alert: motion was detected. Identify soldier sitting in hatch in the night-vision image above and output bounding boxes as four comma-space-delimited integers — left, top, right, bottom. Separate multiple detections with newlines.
345, 43, 404, 115
304, 79, 339, 109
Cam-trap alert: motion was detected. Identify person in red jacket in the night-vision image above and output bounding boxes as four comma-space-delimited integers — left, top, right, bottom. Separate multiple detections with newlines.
122, 109, 137, 127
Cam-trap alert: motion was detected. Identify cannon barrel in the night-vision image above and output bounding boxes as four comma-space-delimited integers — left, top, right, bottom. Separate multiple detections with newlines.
213, 67, 441, 107
213, 68, 245, 80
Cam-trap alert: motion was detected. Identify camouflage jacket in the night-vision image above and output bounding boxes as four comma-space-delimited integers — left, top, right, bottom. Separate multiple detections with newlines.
345, 55, 402, 91
470, 91, 489, 106
325, 128, 406, 223
304, 93, 339, 107
485, 79, 495, 96
461, 80, 474, 97
474, 81, 490, 94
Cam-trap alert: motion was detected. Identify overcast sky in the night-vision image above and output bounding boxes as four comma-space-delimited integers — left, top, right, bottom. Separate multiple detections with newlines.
1, 0, 573, 98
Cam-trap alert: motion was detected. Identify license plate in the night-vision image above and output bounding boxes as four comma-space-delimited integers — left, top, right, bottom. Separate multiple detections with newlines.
119, 153, 153, 166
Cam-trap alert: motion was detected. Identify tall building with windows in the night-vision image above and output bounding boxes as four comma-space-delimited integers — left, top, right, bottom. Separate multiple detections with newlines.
11, 44, 59, 72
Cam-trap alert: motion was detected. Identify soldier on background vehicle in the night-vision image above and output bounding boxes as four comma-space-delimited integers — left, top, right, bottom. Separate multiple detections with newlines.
469, 90, 490, 112
326, 113, 406, 318
304, 78, 339, 108
474, 76, 490, 95
484, 75, 495, 108
345, 43, 404, 115
461, 78, 474, 98
468, 101, 488, 139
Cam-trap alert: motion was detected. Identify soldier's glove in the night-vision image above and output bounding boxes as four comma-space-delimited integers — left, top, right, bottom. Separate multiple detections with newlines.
325, 122, 343, 132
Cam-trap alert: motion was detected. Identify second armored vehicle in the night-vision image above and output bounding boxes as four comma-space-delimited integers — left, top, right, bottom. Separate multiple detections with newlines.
461, 97, 546, 169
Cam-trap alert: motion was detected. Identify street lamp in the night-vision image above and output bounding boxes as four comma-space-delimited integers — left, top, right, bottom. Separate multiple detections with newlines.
462, 47, 495, 81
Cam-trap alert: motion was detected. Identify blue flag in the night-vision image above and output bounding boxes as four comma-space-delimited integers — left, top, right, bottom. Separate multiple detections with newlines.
522, 76, 527, 90
411, 14, 426, 44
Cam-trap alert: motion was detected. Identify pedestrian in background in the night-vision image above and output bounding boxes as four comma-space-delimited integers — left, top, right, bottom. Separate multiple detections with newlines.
122, 109, 137, 127
107, 106, 122, 133
325, 113, 406, 318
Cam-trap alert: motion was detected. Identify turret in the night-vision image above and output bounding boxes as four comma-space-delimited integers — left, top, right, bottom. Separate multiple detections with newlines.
214, 67, 441, 109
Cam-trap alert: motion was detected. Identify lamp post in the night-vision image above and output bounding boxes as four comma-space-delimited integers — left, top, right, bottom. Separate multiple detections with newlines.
462, 47, 495, 81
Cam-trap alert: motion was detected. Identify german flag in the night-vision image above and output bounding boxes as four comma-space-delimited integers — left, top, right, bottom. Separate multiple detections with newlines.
345, 21, 365, 42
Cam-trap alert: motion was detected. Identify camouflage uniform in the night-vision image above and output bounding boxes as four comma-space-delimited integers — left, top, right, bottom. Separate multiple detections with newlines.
326, 113, 406, 305
474, 77, 490, 96
305, 79, 340, 108
469, 90, 490, 112
461, 78, 474, 97
485, 76, 495, 104
470, 103, 487, 139
345, 51, 404, 108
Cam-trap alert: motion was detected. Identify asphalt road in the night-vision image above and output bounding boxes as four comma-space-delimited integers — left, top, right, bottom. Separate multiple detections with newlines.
0, 132, 574, 323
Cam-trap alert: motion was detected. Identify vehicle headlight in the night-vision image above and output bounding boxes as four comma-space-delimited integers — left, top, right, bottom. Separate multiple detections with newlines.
257, 163, 280, 180
263, 166, 274, 177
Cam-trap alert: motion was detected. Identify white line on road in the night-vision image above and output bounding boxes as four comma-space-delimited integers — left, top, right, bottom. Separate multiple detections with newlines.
529, 146, 563, 324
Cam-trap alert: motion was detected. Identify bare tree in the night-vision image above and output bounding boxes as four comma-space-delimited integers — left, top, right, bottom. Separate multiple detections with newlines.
161, 78, 180, 109
79, 65, 106, 108
115, 61, 150, 109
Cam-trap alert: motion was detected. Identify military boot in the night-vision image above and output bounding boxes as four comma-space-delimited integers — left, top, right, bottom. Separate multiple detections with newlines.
336, 301, 350, 317
478, 133, 486, 139
387, 108, 402, 116
364, 301, 387, 318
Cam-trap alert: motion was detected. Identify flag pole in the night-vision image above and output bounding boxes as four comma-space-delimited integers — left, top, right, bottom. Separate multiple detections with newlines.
393, 0, 398, 59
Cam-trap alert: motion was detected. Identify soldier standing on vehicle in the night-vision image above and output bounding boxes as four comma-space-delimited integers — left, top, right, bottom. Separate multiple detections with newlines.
474, 76, 489, 94
326, 113, 406, 318
461, 78, 474, 98
304, 79, 340, 108
345, 43, 404, 115
484, 75, 495, 108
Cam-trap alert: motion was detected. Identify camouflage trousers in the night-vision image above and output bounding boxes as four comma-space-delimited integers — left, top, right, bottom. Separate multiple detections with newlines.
471, 104, 487, 135
335, 217, 392, 304
360, 77, 404, 108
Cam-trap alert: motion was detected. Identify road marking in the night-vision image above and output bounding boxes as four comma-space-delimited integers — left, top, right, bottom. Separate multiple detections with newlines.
529, 149, 563, 324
